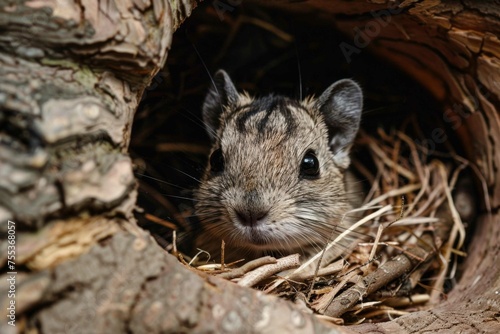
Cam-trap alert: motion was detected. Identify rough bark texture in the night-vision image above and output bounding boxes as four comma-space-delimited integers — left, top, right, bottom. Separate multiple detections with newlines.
14, 232, 340, 333
0, 0, 499, 333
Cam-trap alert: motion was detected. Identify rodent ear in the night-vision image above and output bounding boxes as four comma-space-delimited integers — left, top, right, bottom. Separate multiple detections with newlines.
202, 70, 239, 141
316, 79, 363, 169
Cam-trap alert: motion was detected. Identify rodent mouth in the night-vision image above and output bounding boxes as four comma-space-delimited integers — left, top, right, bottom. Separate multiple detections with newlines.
244, 229, 269, 246
236, 225, 275, 249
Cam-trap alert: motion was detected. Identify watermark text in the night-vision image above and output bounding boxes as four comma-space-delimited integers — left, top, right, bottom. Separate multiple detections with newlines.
6, 220, 17, 327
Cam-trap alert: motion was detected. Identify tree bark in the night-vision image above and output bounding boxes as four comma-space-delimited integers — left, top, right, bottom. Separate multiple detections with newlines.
1, 0, 499, 333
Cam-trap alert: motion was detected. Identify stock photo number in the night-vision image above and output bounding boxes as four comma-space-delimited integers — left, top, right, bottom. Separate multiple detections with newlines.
6, 220, 16, 327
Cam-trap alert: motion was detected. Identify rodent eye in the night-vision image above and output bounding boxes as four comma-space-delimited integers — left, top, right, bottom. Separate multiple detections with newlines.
300, 150, 320, 178
209, 148, 225, 174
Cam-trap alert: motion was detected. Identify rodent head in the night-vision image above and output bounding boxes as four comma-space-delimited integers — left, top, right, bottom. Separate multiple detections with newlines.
195, 70, 362, 258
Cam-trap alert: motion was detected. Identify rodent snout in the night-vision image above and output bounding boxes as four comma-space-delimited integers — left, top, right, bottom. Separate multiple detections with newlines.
234, 207, 270, 227
232, 190, 271, 227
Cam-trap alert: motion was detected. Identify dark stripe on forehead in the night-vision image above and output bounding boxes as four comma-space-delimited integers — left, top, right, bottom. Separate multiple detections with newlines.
235, 95, 301, 135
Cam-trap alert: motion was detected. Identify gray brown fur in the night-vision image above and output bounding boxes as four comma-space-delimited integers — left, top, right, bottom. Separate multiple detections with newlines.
195, 70, 363, 262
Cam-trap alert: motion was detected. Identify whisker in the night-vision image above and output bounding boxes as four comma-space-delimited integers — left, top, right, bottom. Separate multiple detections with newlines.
189, 39, 223, 142
168, 166, 203, 184
135, 172, 187, 189
294, 41, 303, 101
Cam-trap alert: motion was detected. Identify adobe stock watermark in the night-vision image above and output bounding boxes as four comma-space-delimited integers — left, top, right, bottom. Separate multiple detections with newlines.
140, 71, 165, 102
410, 82, 493, 160
212, 0, 243, 21
340, 1, 403, 64
5, 220, 17, 327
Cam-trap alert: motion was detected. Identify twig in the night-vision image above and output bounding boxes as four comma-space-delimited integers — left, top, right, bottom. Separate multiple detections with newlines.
369, 142, 416, 181
351, 301, 382, 313
145, 213, 178, 230
238, 254, 300, 287
363, 184, 421, 209
397, 131, 426, 188
383, 294, 430, 307
429, 162, 467, 304
314, 314, 344, 325
177, 253, 190, 266
172, 230, 177, 256
196, 258, 246, 272
322, 246, 425, 318
404, 167, 430, 216
220, 240, 226, 271
188, 248, 211, 266
369, 197, 405, 262
312, 270, 361, 314
289, 260, 344, 282
361, 309, 410, 319
217, 256, 277, 279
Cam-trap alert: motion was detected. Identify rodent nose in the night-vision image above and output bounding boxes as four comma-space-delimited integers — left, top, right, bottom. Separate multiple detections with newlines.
234, 208, 268, 227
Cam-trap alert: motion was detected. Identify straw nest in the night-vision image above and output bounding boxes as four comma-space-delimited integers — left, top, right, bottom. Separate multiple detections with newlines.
164, 124, 480, 325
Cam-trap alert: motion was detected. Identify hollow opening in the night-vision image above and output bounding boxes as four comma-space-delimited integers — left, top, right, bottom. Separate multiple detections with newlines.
130, 2, 487, 324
